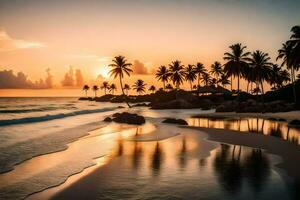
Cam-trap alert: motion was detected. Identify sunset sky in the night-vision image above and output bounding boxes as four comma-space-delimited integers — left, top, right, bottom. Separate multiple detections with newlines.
0, 0, 299, 96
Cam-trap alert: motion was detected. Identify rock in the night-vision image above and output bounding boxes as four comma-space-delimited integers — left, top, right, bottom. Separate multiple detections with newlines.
216, 100, 238, 112
111, 112, 145, 125
162, 118, 188, 125
103, 117, 112, 122
118, 106, 125, 108
132, 103, 148, 107
78, 97, 93, 101
289, 119, 300, 126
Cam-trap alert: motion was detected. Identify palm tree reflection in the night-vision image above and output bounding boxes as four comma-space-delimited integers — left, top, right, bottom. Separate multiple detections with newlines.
117, 138, 124, 157
244, 149, 270, 193
151, 142, 163, 176
213, 144, 271, 195
132, 142, 143, 170
178, 136, 187, 170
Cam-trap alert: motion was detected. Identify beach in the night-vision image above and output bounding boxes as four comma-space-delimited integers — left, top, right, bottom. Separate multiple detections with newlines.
0, 98, 299, 200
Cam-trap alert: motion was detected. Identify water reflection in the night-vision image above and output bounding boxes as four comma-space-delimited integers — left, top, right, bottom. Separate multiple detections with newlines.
45, 129, 293, 200
188, 117, 300, 145
214, 144, 271, 195
151, 142, 163, 176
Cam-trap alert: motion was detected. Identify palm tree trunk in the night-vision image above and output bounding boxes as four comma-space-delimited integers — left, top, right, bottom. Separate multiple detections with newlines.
104, 88, 106, 95
261, 81, 265, 106
198, 75, 200, 87
85, 90, 87, 97
237, 74, 240, 95
247, 81, 250, 93
119, 76, 131, 108
231, 75, 233, 91
190, 81, 192, 91
163, 81, 166, 90
292, 68, 297, 103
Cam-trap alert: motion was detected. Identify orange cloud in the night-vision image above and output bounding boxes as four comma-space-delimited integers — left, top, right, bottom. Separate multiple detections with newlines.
0, 29, 45, 52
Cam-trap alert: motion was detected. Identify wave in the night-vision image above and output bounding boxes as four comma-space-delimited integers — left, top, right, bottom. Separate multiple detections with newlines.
0, 107, 116, 126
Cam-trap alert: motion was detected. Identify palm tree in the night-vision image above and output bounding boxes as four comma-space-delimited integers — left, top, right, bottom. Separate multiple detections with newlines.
101, 81, 109, 95
247, 50, 272, 102
149, 85, 156, 93
223, 43, 250, 95
133, 79, 146, 95
276, 25, 300, 103
109, 83, 117, 95
201, 72, 211, 86
109, 55, 132, 107
194, 62, 206, 86
184, 64, 197, 90
156, 66, 170, 90
219, 74, 230, 88
83, 85, 90, 97
169, 60, 185, 89
165, 83, 173, 91
210, 61, 223, 86
124, 84, 131, 95
92, 85, 99, 97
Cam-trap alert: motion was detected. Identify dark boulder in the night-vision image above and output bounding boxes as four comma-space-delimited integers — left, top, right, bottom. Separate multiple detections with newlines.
103, 117, 112, 122
111, 112, 145, 125
162, 118, 188, 125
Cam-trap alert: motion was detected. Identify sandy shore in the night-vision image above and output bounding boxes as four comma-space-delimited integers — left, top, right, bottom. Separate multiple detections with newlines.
191, 111, 300, 121
183, 126, 300, 179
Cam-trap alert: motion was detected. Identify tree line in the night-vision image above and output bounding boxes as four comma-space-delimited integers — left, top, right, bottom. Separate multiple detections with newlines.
83, 26, 300, 107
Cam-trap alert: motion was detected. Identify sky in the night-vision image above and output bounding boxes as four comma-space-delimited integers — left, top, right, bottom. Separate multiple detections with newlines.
0, 0, 299, 96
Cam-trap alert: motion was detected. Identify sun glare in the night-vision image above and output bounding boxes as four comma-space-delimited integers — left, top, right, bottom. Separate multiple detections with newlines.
98, 66, 110, 79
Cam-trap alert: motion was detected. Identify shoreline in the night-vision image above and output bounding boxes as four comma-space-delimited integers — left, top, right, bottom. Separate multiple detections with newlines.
183, 126, 300, 179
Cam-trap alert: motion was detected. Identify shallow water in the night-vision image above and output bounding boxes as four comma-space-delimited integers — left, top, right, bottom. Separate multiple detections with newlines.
31, 130, 295, 200
0, 98, 299, 199
187, 117, 300, 145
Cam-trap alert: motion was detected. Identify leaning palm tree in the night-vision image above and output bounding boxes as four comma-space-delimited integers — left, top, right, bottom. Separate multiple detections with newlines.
124, 84, 131, 95
92, 85, 99, 97
169, 60, 186, 89
133, 79, 146, 95
83, 85, 90, 97
101, 81, 109, 95
109, 55, 132, 108
184, 64, 197, 90
149, 85, 156, 93
194, 62, 206, 86
210, 61, 223, 85
289, 26, 300, 70
156, 66, 170, 90
223, 43, 250, 95
109, 83, 117, 95
247, 50, 272, 102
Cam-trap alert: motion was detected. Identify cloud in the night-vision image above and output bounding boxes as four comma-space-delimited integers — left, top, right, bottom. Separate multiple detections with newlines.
132, 60, 148, 74
0, 29, 45, 52
61, 66, 84, 87
0, 69, 53, 89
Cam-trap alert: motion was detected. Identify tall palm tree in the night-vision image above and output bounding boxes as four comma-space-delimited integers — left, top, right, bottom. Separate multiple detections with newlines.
247, 50, 272, 101
223, 43, 250, 95
194, 62, 206, 86
149, 85, 156, 93
92, 85, 99, 97
201, 72, 211, 86
155, 66, 170, 90
289, 26, 300, 69
133, 79, 146, 95
101, 81, 109, 95
169, 60, 185, 89
109, 83, 117, 95
109, 55, 132, 107
83, 85, 89, 97
124, 84, 130, 95
210, 61, 223, 86
184, 64, 197, 90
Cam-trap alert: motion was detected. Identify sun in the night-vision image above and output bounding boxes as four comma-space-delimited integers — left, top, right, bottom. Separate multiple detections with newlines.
98, 66, 110, 79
